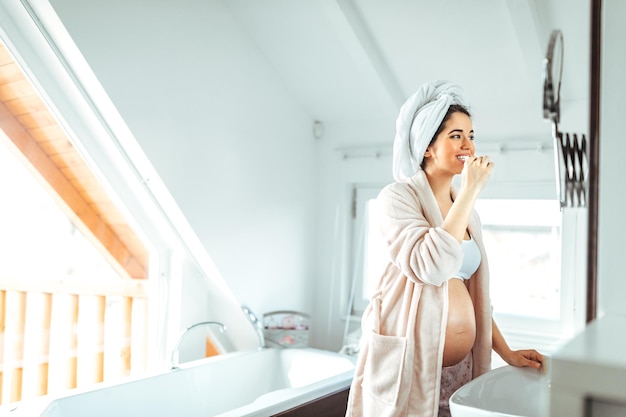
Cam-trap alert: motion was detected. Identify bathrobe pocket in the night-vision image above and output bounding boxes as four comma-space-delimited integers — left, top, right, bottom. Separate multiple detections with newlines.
362, 331, 407, 405
361, 295, 410, 410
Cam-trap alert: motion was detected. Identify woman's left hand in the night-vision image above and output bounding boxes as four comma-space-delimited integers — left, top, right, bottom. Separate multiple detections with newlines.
504, 349, 544, 369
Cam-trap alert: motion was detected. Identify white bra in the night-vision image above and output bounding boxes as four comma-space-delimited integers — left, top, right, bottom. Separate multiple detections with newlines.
452, 237, 481, 280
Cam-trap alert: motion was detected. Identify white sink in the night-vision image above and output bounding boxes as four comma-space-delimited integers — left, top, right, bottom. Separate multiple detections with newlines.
449, 365, 549, 417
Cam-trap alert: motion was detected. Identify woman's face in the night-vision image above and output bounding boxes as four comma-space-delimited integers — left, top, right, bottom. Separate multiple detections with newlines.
423, 112, 475, 175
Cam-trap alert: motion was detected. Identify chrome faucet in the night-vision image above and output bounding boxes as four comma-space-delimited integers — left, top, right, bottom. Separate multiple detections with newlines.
241, 305, 265, 349
170, 321, 226, 369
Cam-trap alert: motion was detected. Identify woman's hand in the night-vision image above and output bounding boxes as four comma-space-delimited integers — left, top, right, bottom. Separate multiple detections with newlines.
442, 155, 494, 241
502, 349, 544, 369
492, 320, 543, 369
460, 155, 494, 197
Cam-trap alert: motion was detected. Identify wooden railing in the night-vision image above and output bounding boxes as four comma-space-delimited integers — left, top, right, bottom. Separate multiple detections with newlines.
0, 277, 149, 405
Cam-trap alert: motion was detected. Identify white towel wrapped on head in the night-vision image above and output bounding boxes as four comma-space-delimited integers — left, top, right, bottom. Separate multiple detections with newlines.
392, 80, 469, 182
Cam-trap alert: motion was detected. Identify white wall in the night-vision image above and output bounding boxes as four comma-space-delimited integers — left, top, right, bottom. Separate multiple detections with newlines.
48, 0, 319, 328
598, 0, 626, 317
312, 120, 394, 348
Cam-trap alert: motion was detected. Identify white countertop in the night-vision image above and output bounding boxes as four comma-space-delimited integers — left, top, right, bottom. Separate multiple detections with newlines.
549, 314, 626, 417
551, 313, 626, 369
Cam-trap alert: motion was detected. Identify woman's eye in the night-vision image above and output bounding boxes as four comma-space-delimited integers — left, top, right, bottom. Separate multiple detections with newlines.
451, 134, 461, 139
469, 136, 475, 141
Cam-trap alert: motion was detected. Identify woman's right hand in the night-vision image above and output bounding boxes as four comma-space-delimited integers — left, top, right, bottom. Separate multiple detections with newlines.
460, 155, 494, 197
442, 155, 495, 242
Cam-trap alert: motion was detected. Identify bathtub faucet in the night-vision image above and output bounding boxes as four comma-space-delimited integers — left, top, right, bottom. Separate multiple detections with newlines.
170, 321, 226, 369
241, 305, 265, 349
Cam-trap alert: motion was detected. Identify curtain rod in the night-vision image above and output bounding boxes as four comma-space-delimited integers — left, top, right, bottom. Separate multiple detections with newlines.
335, 140, 554, 160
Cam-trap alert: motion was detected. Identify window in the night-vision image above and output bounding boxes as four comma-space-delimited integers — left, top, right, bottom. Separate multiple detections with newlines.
347, 185, 584, 354
475, 199, 562, 320
348, 186, 385, 315
0, 39, 151, 406
477, 198, 585, 355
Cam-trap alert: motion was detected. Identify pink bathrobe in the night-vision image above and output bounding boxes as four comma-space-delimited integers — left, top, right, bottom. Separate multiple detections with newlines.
345, 170, 492, 417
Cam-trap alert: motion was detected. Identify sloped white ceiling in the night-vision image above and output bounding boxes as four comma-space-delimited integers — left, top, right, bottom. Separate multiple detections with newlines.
223, 0, 587, 140
48, 0, 588, 145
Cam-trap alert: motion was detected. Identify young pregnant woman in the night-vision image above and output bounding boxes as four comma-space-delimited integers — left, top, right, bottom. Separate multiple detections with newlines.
345, 80, 543, 417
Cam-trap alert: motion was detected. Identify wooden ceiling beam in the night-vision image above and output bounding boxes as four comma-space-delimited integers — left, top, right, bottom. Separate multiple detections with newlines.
0, 101, 146, 279
0, 41, 148, 279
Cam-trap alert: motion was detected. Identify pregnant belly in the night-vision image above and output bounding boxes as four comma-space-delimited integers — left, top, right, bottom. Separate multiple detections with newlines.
443, 278, 476, 367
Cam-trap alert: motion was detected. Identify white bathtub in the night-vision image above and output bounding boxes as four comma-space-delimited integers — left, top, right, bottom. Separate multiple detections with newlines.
17, 348, 354, 417
449, 365, 549, 417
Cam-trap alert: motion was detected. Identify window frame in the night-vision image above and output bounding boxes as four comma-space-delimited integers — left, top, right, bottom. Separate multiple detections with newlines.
349, 185, 385, 315
0, 0, 196, 373
347, 183, 587, 354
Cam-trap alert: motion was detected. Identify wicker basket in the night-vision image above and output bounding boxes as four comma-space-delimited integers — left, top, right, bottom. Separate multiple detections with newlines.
263, 310, 310, 348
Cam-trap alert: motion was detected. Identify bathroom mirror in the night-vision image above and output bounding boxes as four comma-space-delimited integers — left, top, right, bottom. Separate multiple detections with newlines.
543, 29, 564, 125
